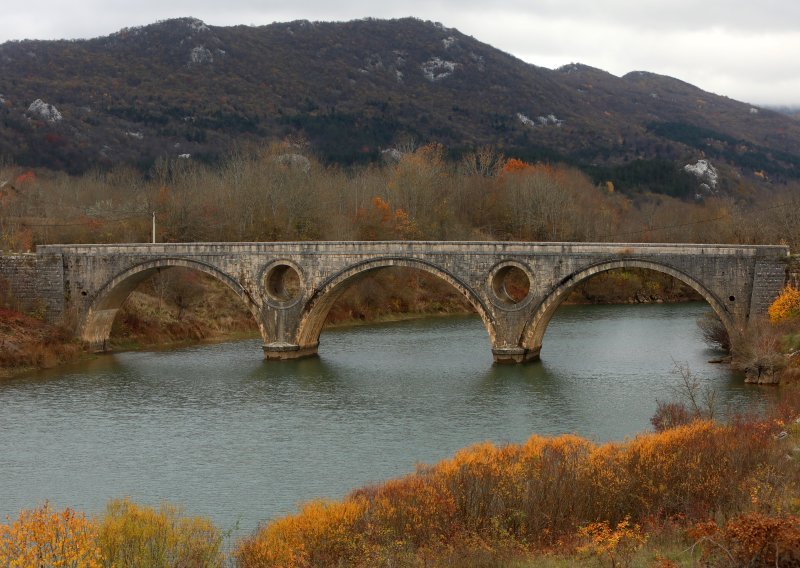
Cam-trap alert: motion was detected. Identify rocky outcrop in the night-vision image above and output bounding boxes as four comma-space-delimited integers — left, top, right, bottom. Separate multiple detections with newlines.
27, 99, 62, 122
744, 364, 782, 385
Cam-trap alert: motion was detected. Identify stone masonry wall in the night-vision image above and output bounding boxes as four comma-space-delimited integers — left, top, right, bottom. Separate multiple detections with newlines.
0, 254, 40, 314
0, 252, 65, 323
35, 252, 66, 324
789, 255, 800, 288
750, 256, 791, 317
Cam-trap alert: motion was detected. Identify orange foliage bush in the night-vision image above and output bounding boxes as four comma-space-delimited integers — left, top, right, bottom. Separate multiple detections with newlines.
696, 513, 800, 567
234, 499, 369, 567
769, 285, 800, 323
577, 516, 646, 568
0, 498, 224, 568
357, 474, 457, 548
0, 502, 103, 567
614, 421, 770, 518
354, 196, 417, 240
235, 420, 786, 566
502, 157, 528, 173
722, 513, 800, 567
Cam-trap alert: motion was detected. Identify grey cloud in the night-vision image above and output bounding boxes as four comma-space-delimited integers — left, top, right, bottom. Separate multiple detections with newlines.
435, 0, 800, 33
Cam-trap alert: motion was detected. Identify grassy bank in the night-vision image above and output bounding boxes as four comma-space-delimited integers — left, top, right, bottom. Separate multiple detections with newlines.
0, 307, 86, 378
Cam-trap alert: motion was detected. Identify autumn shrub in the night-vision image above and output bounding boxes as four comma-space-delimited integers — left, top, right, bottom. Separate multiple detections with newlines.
412, 435, 599, 545
614, 421, 774, 519
235, 498, 369, 568
495, 434, 594, 541
98, 498, 223, 568
577, 516, 647, 568
235, 419, 790, 566
357, 474, 458, 548
586, 421, 771, 523
696, 513, 800, 567
649, 400, 696, 432
0, 501, 103, 567
769, 285, 800, 323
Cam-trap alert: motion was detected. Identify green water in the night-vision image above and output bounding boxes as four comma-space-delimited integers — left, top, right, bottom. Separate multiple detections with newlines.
0, 303, 771, 532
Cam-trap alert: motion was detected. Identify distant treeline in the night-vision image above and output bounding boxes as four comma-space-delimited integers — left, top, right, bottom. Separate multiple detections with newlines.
1, 142, 798, 252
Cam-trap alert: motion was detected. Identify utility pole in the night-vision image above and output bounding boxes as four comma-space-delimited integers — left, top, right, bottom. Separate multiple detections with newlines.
152, 211, 156, 244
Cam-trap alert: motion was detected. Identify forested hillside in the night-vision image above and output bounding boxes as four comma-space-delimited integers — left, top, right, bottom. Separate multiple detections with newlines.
2, 17, 800, 197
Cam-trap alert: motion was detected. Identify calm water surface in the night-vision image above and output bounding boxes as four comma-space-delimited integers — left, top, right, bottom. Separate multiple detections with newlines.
0, 303, 772, 532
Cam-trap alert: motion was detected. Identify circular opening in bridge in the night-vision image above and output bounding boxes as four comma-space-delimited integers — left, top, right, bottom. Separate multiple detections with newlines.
265, 264, 302, 303
491, 265, 531, 305
729, 295, 736, 302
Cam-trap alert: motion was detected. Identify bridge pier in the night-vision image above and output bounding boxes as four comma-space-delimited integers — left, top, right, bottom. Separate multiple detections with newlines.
491, 346, 541, 364
263, 342, 319, 360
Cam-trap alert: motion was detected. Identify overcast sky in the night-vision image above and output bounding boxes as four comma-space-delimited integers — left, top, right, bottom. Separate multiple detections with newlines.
2, 1, 798, 107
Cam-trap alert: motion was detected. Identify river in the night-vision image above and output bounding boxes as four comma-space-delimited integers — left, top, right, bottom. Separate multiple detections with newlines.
0, 302, 773, 533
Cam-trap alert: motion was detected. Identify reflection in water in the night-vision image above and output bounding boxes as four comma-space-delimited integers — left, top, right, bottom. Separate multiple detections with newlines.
0, 303, 773, 534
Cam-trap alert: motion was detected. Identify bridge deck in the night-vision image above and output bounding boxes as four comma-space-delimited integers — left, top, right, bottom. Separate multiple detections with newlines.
36, 241, 790, 256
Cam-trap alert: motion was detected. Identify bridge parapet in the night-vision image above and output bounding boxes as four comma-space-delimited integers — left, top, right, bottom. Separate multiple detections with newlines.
18, 241, 792, 362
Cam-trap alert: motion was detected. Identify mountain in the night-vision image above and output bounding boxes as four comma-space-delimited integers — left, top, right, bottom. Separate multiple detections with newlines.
1, 17, 799, 195
772, 106, 800, 120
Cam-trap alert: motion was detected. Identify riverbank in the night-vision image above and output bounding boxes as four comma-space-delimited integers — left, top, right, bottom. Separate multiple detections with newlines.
4, 398, 800, 567
235, 409, 800, 567
0, 305, 471, 379
0, 307, 86, 378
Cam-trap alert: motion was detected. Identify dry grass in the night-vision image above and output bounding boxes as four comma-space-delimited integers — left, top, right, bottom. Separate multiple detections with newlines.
0, 307, 85, 376
110, 269, 259, 349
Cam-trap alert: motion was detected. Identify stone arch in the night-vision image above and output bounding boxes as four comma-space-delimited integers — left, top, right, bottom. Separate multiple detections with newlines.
293, 257, 496, 350
80, 258, 262, 351
521, 259, 737, 356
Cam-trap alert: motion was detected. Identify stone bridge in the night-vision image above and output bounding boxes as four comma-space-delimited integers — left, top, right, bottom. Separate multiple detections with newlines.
3, 241, 791, 363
